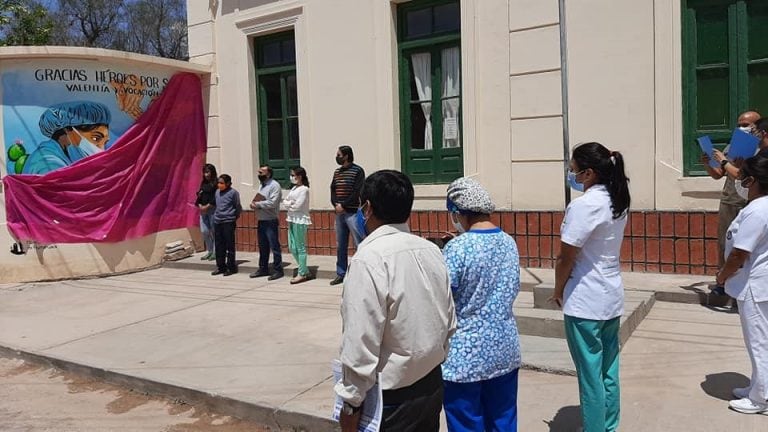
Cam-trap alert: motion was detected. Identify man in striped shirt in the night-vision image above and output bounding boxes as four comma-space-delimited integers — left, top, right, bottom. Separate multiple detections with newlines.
330, 145, 366, 285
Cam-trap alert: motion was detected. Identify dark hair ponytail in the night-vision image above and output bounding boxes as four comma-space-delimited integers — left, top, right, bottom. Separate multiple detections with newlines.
572, 142, 631, 219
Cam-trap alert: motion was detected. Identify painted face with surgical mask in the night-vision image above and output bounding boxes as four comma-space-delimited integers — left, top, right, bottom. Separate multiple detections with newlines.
65, 125, 110, 161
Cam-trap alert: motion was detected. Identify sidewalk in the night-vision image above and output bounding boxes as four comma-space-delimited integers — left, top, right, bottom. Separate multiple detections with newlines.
0, 257, 764, 431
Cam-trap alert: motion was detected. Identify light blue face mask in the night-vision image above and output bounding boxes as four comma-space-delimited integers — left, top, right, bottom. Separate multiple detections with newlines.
567, 170, 585, 192
356, 204, 369, 238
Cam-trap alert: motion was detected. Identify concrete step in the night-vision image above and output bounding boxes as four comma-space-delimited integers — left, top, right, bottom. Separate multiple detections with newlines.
513, 290, 656, 346
519, 335, 575, 376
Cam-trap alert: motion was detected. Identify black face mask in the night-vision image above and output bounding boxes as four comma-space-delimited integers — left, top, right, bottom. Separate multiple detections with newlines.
258, 175, 268, 183
336, 156, 345, 166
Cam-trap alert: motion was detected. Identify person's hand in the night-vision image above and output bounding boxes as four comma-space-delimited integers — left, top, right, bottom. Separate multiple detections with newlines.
700, 153, 710, 165
110, 74, 146, 120
548, 293, 563, 309
441, 232, 456, 243
732, 157, 744, 168
339, 410, 362, 432
715, 271, 726, 287
335, 203, 345, 214
712, 149, 727, 164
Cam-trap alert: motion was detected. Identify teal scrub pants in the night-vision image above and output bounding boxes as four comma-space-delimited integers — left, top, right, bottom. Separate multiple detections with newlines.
564, 315, 621, 432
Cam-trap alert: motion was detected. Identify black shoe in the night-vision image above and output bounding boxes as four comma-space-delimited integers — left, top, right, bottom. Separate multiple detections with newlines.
211, 269, 224, 276
711, 285, 726, 296
268, 273, 284, 281
330, 276, 344, 286
223, 270, 237, 277
250, 270, 270, 278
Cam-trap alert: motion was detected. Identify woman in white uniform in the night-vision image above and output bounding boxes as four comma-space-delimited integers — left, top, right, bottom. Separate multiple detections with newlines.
551, 142, 631, 432
716, 151, 768, 414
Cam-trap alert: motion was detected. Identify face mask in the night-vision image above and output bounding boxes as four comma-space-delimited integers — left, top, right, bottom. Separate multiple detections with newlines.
356, 205, 369, 238
738, 126, 753, 134
290, 175, 298, 185
567, 170, 585, 192
450, 213, 465, 234
735, 179, 750, 200
336, 156, 345, 166
74, 129, 104, 157
258, 175, 268, 183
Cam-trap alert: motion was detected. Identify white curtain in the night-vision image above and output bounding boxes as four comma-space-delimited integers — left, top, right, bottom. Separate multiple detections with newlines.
442, 47, 461, 149
411, 53, 432, 150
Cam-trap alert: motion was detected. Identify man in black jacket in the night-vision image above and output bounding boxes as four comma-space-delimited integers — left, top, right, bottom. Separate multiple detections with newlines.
330, 145, 365, 285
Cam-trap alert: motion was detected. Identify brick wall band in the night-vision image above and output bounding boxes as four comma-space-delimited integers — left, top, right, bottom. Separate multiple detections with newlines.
235, 211, 720, 276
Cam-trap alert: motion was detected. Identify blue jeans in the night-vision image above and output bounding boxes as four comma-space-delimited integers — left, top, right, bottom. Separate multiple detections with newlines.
335, 212, 363, 277
258, 219, 282, 274
200, 212, 215, 254
443, 369, 519, 432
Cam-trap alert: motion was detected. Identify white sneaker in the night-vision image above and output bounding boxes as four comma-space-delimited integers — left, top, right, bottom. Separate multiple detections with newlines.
733, 387, 751, 399
729, 397, 768, 414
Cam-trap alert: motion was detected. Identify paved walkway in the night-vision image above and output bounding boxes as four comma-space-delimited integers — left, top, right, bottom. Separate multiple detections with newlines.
0, 256, 765, 431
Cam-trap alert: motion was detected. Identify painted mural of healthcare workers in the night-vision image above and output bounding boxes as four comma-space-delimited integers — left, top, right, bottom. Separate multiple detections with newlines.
551, 142, 631, 432
716, 152, 768, 415
21, 101, 111, 175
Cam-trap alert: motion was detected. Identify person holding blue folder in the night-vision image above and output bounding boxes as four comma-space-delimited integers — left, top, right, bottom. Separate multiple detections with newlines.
701, 111, 761, 296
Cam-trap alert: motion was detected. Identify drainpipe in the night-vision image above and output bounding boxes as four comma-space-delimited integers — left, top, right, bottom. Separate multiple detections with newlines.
559, 0, 571, 206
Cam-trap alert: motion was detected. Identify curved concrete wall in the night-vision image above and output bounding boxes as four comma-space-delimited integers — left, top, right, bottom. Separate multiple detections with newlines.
0, 47, 211, 283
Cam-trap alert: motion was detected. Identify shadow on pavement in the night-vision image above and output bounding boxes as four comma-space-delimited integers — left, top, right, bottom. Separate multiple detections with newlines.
700, 372, 750, 401
544, 405, 581, 431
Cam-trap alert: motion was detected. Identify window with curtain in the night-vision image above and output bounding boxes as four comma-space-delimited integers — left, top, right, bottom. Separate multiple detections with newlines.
682, 0, 768, 176
255, 31, 300, 186
398, 0, 463, 184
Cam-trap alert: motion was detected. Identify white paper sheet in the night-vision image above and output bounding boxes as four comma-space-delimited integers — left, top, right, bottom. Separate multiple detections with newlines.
332, 359, 383, 432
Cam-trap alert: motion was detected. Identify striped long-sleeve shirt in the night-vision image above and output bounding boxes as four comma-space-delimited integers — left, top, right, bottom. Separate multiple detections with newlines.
330, 163, 365, 212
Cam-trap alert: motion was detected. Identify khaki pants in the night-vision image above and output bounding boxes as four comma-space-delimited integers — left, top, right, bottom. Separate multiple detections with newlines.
718, 202, 745, 268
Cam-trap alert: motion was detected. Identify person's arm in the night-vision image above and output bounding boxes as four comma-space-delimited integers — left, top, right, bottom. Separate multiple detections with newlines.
712, 150, 741, 179
716, 211, 765, 285
286, 187, 308, 212
233, 190, 242, 220
716, 248, 750, 286
333, 259, 387, 409
341, 167, 365, 209
253, 182, 280, 209
550, 201, 599, 307
552, 243, 581, 307
331, 171, 338, 206
442, 241, 464, 294
701, 154, 724, 180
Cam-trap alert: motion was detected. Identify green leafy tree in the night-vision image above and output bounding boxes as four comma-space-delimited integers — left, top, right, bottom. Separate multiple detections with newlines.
0, 0, 55, 46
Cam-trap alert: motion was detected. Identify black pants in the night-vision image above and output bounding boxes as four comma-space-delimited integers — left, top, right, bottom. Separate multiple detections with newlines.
214, 221, 237, 272
380, 366, 443, 432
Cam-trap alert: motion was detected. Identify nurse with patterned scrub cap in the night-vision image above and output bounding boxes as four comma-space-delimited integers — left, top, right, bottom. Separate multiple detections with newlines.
441, 177, 522, 431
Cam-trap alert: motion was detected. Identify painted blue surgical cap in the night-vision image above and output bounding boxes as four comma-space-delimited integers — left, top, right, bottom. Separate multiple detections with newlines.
38, 101, 112, 138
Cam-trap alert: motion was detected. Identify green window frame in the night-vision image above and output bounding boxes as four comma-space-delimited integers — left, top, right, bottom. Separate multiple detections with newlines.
682, 0, 768, 176
398, 0, 463, 184
255, 31, 300, 186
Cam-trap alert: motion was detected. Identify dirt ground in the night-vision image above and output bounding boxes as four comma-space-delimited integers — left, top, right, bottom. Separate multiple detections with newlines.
0, 356, 268, 432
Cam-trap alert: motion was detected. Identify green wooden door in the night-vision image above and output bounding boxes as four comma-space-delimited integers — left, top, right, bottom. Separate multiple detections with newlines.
255, 31, 299, 187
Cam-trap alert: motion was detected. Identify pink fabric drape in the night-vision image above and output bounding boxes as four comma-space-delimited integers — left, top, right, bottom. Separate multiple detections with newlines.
3, 72, 206, 244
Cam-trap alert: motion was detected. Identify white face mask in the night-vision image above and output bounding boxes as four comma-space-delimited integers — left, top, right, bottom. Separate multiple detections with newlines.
290, 175, 298, 185
739, 126, 753, 134
451, 213, 466, 234
73, 129, 104, 157
735, 179, 751, 201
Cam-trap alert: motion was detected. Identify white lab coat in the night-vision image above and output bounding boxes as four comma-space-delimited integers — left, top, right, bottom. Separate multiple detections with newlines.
725, 195, 768, 402
560, 184, 627, 321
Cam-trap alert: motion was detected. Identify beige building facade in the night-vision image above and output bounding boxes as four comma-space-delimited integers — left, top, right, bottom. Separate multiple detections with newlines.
188, 0, 765, 213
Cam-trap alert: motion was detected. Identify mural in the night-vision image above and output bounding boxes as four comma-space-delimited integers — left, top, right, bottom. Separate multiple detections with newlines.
2, 61, 173, 175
